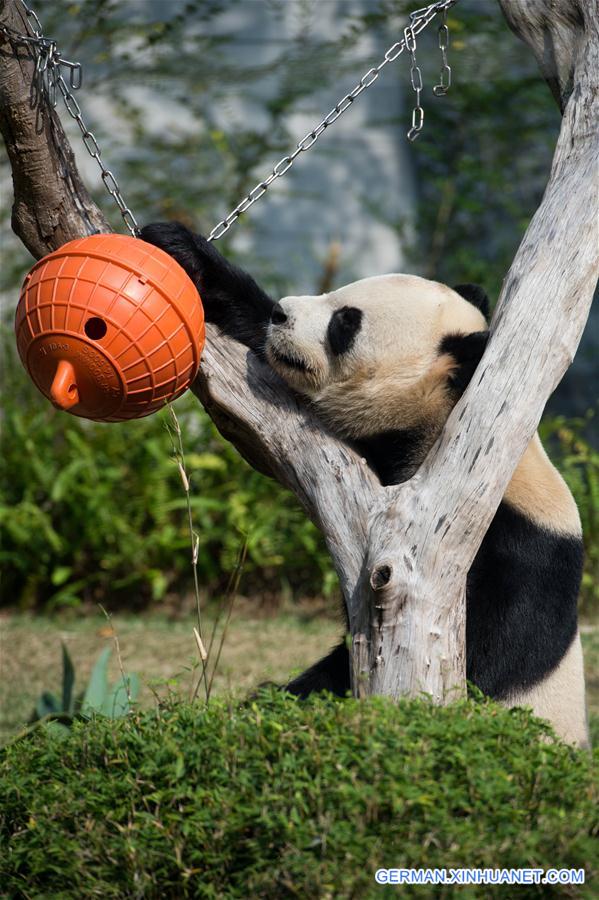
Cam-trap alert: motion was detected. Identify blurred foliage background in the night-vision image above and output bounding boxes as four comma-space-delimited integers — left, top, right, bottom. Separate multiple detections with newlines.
1, 0, 597, 614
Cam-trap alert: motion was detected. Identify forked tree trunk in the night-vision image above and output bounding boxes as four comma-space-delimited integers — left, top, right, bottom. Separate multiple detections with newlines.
1, 0, 597, 702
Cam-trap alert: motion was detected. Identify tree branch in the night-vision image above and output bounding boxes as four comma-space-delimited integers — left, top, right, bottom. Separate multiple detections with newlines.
499, 0, 586, 110
0, 0, 108, 256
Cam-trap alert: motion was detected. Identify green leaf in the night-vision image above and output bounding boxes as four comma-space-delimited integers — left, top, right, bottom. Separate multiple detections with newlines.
174, 754, 185, 780
101, 681, 128, 719
81, 647, 112, 716
127, 672, 140, 703
51, 566, 72, 586
101, 673, 140, 719
35, 692, 60, 720
61, 642, 76, 714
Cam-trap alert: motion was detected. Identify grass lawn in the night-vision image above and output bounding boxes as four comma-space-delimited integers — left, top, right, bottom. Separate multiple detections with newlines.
0, 602, 342, 744
1, 604, 597, 745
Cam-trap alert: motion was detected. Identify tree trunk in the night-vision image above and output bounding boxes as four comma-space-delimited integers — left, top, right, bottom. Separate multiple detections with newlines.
1, 0, 597, 703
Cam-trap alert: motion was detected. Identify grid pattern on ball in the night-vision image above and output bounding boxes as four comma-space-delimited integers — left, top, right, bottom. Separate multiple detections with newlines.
103, 242, 198, 384
20, 239, 202, 418
107, 240, 202, 412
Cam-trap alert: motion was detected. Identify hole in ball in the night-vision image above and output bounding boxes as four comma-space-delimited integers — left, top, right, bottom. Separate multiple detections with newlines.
84, 317, 107, 340
68, 384, 77, 394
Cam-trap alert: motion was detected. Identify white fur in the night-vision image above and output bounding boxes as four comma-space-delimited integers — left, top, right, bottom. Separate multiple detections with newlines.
507, 632, 590, 748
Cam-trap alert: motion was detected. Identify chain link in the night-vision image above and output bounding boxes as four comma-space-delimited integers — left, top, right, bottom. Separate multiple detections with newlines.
1, 0, 139, 236
207, 0, 459, 240
1, 0, 459, 243
406, 23, 424, 142
433, 8, 452, 96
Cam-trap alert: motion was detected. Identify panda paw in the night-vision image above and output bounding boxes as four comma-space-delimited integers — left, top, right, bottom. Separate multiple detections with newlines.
141, 221, 274, 351
140, 221, 224, 291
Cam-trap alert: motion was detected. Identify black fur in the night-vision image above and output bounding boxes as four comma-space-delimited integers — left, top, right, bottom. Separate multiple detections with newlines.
359, 427, 429, 486
453, 283, 491, 320
141, 222, 582, 704
465, 502, 581, 698
286, 641, 351, 698
140, 222, 274, 355
327, 306, 363, 356
439, 331, 489, 396
270, 303, 287, 325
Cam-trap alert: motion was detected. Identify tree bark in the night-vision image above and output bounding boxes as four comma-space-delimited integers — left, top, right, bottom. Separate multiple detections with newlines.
1, 0, 597, 703
499, 0, 586, 111
0, 0, 108, 257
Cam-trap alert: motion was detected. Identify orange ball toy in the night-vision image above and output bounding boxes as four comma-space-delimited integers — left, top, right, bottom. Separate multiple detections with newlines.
15, 234, 205, 422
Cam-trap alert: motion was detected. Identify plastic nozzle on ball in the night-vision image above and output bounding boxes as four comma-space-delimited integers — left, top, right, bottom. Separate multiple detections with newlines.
50, 359, 79, 410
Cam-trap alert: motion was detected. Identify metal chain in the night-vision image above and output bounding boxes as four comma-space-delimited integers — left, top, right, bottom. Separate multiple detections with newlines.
433, 8, 451, 96
1, 0, 458, 243
406, 24, 424, 142
1, 0, 139, 236
207, 0, 459, 240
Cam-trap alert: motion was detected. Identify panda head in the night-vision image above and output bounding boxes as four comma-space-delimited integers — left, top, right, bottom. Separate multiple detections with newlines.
266, 274, 490, 439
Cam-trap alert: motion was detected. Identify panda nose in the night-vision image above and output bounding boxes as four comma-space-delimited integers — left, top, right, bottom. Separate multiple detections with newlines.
271, 304, 288, 325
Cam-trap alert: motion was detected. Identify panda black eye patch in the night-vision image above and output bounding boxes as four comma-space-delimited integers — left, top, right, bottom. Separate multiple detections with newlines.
327, 306, 363, 356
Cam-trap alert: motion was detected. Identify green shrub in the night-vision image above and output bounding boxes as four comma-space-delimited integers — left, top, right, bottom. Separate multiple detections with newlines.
1, 691, 597, 898
0, 328, 333, 610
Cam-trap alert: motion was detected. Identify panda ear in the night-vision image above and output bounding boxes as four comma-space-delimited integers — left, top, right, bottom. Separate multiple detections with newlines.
439, 331, 489, 395
453, 283, 490, 321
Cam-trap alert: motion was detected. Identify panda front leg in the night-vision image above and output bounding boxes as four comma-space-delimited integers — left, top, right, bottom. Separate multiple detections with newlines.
140, 222, 275, 354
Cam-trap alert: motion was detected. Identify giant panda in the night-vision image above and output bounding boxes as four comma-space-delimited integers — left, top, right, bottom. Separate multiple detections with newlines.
141, 221, 589, 748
